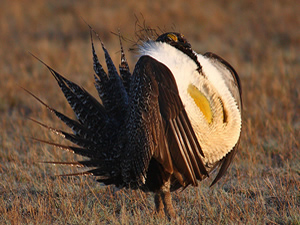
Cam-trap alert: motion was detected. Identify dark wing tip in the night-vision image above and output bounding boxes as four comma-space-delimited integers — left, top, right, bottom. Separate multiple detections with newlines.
209, 139, 240, 187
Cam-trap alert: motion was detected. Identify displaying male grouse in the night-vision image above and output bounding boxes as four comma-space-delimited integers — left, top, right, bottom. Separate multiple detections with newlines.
29, 31, 242, 218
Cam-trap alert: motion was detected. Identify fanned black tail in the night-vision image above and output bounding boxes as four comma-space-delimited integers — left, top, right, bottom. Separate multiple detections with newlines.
29, 31, 132, 187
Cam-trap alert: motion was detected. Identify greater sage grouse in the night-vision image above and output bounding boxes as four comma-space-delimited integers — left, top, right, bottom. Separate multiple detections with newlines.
30, 32, 242, 218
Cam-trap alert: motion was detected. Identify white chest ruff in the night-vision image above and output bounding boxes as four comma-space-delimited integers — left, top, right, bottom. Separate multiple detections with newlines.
139, 42, 242, 165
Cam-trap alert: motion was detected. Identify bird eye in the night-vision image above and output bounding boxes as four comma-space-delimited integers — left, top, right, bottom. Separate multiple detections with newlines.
167, 33, 178, 42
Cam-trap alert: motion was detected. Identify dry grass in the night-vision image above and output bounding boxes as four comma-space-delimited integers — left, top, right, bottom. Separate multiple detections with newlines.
0, 0, 299, 224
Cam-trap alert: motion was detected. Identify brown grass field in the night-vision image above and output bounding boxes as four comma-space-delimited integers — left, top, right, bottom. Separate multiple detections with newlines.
0, 0, 299, 224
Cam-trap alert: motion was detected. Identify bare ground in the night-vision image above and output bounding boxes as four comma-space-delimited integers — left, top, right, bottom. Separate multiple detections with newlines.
0, 0, 299, 224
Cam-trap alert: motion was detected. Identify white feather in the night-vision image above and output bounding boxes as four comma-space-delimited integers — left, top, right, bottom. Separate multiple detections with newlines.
139, 41, 242, 165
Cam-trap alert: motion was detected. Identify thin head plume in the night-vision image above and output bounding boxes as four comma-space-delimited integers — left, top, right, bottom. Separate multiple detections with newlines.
110, 29, 138, 54
134, 14, 160, 41
170, 23, 178, 33
110, 29, 135, 46
128, 14, 162, 52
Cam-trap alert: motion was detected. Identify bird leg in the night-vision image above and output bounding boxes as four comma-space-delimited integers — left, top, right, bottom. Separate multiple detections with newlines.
154, 192, 164, 216
159, 179, 176, 219
161, 190, 176, 219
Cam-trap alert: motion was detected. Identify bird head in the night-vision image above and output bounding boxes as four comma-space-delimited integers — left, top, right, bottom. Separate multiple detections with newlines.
156, 32, 192, 50
156, 32, 202, 73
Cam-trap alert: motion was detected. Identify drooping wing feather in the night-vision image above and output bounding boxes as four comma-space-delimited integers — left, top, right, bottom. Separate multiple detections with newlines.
204, 52, 242, 186
150, 56, 209, 186
125, 55, 208, 188
210, 139, 241, 187
120, 55, 171, 186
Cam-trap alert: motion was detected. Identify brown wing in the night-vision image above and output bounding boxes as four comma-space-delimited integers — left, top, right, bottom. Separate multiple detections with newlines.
204, 52, 242, 186
129, 55, 208, 188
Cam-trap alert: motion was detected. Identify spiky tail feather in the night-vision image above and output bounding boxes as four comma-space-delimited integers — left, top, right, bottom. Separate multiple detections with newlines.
28, 30, 133, 187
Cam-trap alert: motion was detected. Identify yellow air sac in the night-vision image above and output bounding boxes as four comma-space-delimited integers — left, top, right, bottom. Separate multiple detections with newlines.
187, 84, 213, 124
